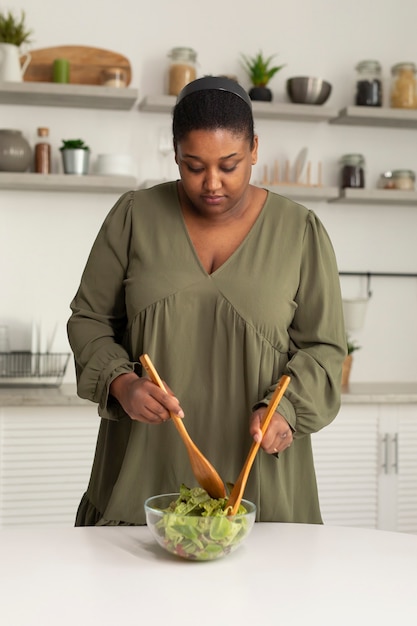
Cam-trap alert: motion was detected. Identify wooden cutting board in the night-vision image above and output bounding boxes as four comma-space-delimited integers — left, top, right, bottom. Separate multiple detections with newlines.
23, 45, 132, 85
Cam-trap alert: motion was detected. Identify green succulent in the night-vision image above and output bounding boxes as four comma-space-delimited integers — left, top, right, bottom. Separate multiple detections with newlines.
0, 10, 33, 46
241, 51, 285, 87
60, 139, 90, 151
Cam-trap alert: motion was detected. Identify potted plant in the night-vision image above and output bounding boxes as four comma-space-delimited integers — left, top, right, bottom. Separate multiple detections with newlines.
342, 335, 361, 386
60, 139, 90, 175
0, 10, 33, 81
0, 9, 32, 45
241, 50, 285, 102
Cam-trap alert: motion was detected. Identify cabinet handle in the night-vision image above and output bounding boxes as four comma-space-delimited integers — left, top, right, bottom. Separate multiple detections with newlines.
381, 434, 389, 474
392, 433, 399, 474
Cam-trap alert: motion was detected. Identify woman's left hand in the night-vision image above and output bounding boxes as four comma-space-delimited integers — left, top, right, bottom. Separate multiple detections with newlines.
249, 407, 293, 454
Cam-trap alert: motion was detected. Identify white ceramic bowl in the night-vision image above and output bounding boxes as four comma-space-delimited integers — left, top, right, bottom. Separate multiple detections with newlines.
95, 153, 134, 176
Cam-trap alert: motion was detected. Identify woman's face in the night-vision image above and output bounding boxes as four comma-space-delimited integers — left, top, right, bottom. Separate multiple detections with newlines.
175, 128, 258, 218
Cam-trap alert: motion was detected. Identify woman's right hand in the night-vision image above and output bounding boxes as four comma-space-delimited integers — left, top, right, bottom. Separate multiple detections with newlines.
109, 372, 185, 424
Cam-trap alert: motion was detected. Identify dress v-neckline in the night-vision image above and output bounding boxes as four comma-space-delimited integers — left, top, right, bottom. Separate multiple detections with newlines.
175, 184, 270, 277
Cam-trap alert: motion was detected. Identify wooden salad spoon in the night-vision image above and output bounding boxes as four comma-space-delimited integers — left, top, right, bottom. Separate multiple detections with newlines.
226, 374, 291, 515
139, 354, 227, 499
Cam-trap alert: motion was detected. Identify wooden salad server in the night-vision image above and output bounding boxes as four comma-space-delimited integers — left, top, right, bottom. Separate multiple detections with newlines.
139, 354, 227, 499
226, 374, 291, 515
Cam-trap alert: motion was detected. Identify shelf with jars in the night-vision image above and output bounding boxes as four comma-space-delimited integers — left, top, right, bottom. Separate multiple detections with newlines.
331, 106, 417, 129
330, 188, 417, 205
0, 82, 139, 110
0, 172, 138, 194
139, 178, 417, 206
138, 94, 338, 122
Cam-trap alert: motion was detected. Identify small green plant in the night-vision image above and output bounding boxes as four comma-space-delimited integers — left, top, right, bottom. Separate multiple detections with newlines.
347, 335, 361, 355
241, 50, 285, 87
60, 139, 90, 151
0, 10, 33, 46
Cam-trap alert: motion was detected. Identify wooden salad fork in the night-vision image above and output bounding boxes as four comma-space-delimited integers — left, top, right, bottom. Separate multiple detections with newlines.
139, 354, 227, 499
226, 374, 291, 515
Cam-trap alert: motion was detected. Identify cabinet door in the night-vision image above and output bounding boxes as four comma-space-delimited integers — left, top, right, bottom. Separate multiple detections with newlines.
396, 406, 417, 534
312, 404, 379, 528
378, 404, 417, 534
0, 406, 99, 527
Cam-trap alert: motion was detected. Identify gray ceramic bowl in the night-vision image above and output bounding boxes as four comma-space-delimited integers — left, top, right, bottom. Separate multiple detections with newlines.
286, 77, 332, 105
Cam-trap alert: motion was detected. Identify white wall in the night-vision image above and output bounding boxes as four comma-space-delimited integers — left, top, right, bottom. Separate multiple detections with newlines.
1, 0, 417, 383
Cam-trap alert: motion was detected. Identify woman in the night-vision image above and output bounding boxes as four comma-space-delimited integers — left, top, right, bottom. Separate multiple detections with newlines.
68, 76, 346, 526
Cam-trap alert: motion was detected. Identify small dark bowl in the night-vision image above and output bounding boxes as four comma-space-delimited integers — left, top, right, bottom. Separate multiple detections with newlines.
286, 77, 332, 105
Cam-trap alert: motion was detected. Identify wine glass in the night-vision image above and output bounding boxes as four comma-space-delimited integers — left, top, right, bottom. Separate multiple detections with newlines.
158, 127, 174, 181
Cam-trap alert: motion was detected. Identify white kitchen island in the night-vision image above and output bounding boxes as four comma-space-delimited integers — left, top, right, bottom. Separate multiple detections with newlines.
0, 522, 416, 626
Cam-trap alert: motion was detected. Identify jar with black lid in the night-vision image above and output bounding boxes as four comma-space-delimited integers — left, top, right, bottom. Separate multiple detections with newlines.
355, 60, 382, 106
340, 154, 365, 188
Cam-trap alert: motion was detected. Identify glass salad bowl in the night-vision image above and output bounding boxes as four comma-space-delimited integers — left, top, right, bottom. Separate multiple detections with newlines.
144, 486, 256, 561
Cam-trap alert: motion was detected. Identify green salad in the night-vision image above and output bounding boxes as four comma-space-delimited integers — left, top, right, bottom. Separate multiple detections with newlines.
154, 484, 251, 560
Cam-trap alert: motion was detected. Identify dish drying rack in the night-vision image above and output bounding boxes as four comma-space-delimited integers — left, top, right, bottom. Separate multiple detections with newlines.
0, 352, 71, 387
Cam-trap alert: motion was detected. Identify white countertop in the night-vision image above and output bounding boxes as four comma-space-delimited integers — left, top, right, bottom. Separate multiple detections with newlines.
0, 523, 416, 626
341, 381, 417, 403
1, 382, 417, 407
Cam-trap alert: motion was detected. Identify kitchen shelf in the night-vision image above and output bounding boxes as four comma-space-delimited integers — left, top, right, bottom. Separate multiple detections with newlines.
0, 81, 139, 110
264, 185, 339, 201
331, 188, 417, 205
0, 172, 138, 193
331, 106, 417, 129
138, 94, 338, 122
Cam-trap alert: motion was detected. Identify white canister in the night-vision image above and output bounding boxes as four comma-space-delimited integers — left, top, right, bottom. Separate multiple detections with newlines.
96, 154, 134, 176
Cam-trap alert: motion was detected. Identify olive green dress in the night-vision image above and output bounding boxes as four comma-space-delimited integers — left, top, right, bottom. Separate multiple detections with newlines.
68, 181, 346, 526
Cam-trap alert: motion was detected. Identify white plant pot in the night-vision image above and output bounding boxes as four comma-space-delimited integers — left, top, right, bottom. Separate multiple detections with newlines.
61, 149, 90, 175
342, 298, 369, 331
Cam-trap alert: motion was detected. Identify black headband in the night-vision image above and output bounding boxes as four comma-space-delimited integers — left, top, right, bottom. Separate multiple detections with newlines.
176, 76, 252, 110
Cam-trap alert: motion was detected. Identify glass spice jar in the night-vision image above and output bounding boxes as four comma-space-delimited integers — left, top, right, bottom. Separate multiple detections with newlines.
355, 60, 382, 106
100, 67, 128, 88
167, 47, 197, 96
340, 154, 365, 188
34, 127, 51, 174
391, 169, 415, 190
390, 62, 417, 109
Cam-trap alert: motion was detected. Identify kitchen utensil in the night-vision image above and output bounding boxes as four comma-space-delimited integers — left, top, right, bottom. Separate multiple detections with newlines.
293, 146, 308, 183
286, 77, 332, 105
226, 374, 291, 515
23, 45, 131, 85
139, 354, 227, 499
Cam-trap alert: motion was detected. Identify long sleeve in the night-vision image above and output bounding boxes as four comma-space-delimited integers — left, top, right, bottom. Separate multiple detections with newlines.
67, 191, 136, 419
260, 210, 346, 436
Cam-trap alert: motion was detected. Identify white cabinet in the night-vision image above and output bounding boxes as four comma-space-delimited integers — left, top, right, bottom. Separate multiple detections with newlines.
0, 405, 99, 527
312, 403, 417, 534
312, 404, 379, 529
378, 404, 417, 533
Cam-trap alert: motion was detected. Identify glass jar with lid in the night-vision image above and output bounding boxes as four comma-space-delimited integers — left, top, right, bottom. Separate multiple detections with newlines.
167, 47, 197, 96
340, 154, 365, 188
391, 169, 415, 190
355, 60, 382, 106
390, 62, 417, 109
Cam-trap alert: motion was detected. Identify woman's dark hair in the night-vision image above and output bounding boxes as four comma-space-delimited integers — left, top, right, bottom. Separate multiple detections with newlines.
172, 89, 255, 149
